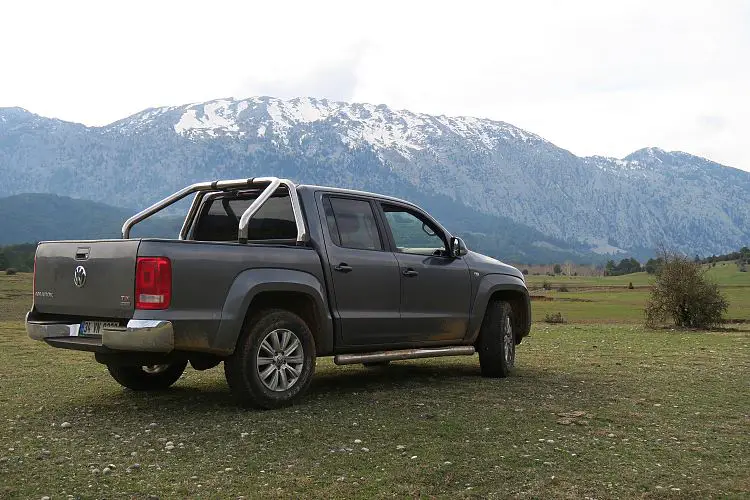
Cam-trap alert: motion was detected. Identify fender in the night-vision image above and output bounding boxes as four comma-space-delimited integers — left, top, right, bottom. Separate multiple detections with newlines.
465, 273, 531, 343
211, 268, 334, 355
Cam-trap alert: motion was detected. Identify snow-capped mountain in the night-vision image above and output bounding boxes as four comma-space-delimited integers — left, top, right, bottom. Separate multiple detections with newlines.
1, 97, 748, 259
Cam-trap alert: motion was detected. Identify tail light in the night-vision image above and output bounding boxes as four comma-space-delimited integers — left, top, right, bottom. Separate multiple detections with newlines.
135, 257, 172, 310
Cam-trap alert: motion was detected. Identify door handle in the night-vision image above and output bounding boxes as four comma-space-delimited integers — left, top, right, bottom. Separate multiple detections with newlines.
402, 268, 419, 277
334, 263, 353, 273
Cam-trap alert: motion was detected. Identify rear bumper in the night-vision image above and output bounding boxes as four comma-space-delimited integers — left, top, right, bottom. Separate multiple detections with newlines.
26, 316, 174, 353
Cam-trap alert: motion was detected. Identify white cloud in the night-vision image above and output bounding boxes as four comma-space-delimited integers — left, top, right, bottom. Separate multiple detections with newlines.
1, 0, 748, 170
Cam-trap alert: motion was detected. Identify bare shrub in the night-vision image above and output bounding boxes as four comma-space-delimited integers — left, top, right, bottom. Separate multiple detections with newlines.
543, 312, 566, 324
5, 268, 17, 276
645, 254, 728, 329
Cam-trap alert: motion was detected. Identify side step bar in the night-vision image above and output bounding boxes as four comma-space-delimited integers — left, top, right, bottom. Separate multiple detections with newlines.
334, 346, 475, 366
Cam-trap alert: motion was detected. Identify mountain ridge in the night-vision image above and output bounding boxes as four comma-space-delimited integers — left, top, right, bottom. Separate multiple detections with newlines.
2, 103, 716, 166
1, 97, 748, 257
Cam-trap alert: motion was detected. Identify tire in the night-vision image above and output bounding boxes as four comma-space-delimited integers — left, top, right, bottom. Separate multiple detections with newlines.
224, 309, 316, 409
107, 361, 187, 391
363, 361, 390, 368
478, 300, 516, 378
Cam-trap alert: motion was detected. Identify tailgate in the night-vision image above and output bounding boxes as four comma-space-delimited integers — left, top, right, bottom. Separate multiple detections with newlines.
33, 240, 140, 318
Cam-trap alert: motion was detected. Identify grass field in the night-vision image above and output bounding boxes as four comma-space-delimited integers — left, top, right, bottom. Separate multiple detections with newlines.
1, 271, 749, 498
527, 261, 750, 323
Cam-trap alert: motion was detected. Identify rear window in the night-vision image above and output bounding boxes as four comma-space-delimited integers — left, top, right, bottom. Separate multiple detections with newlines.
192, 190, 297, 242
324, 196, 383, 251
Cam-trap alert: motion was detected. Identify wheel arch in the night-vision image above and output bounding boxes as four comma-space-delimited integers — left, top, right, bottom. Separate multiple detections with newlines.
211, 268, 334, 356
467, 274, 531, 344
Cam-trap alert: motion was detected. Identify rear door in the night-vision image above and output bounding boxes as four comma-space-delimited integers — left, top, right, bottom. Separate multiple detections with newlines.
377, 203, 471, 342
33, 240, 139, 319
317, 194, 403, 346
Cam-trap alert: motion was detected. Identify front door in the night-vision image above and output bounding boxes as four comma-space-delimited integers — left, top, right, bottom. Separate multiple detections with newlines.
379, 203, 471, 342
319, 195, 402, 346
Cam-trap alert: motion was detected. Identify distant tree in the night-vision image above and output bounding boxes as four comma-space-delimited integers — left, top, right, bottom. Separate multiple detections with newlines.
605, 260, 615, 276
645, 253, 728, 329
563, 261, 574, 277
699, 246, 750, 265
553, 263, 562, 275
604, 258, 642, 276
0, 251, 7, 271
645, 257, 664, 275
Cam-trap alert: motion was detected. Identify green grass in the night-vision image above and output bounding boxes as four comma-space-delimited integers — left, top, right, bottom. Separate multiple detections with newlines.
1, 273, 749, 498
527, 262, 750, 323
705, 261, 750, 286
526, 271, 655, 288
526, 261, 750, 289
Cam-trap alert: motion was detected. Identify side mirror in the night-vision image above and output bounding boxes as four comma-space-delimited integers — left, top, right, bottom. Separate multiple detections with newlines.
450, 236, 468, 257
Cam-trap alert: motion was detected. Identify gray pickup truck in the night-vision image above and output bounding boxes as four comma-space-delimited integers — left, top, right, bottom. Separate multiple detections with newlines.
27, 177, 530, 408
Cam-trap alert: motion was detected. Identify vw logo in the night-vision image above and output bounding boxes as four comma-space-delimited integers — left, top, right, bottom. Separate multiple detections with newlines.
73, 265, 87, 288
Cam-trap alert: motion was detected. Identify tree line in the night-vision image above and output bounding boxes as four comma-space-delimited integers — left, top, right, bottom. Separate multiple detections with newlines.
0, 244, 36, 273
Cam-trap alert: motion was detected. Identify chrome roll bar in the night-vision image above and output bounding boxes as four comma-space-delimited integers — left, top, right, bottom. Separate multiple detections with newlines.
121, 177, 308, 244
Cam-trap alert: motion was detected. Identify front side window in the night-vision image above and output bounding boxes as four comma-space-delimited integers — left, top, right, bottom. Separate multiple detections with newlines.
382, 205, 446, 255
326, 197, 383, 251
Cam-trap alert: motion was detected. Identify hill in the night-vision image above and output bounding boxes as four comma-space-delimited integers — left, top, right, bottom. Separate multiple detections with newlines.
0, 193, 181, 245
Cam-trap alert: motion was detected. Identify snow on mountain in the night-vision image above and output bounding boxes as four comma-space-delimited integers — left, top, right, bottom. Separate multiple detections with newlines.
113, 96, 544, 160
1, 97, 749, 258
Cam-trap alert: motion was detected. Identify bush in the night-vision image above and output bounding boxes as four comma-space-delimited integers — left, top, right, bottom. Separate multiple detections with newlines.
5, 268, 17, 275
628, 282, 634, 289
645, 254, 728, 329
542, 281, 552, 291
558, 286, 569, 292
543, 312, 566, 324
522, 269, 529, 275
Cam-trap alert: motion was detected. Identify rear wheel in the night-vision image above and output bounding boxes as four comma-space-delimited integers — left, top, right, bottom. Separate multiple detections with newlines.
106, 361, 187, 391
224, 309, 316, 409
478, 300, 515, 378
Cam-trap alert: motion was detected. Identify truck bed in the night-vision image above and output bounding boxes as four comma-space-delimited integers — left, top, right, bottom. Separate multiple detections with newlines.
30, 238, 326, 353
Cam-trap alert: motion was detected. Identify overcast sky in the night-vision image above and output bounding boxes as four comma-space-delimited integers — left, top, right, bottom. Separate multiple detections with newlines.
2, 0, 748, 171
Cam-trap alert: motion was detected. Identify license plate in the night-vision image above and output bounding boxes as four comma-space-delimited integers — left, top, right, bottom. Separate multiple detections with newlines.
77, 321, 120, 336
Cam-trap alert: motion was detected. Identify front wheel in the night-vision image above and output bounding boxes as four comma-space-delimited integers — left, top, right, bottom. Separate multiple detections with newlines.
224, 309, 316, 409
478, 300, 516, 378
107, 361, 187, 391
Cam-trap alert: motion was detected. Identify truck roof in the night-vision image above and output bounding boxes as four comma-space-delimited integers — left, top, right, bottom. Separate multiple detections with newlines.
297, 184, 419, 209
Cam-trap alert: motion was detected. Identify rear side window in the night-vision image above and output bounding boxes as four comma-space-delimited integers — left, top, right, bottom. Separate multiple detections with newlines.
325, 197, 383, 251
192, 190, 297, 242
